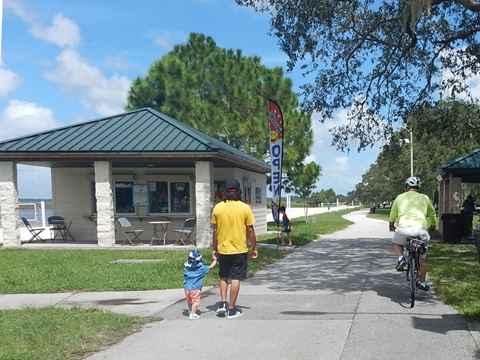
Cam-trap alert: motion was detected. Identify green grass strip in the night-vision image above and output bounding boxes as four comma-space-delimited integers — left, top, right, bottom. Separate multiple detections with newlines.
0, 307, 148, 360
0, 247, 286, 294
428, 242, 480, 318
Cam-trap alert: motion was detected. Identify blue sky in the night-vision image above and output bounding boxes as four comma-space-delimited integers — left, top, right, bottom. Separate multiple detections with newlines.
0, 0, 379, 198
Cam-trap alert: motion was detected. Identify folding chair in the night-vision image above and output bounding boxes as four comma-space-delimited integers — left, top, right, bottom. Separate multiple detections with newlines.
21, 217, 46, 242
173, 218, 196, 245
48, 216, 75, 242
117, 217, 143, 245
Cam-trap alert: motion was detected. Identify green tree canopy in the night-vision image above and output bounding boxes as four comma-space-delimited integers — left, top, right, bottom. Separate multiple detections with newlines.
236, 0, 480, 151
355, 101, 480, 204
126, 33, 313, 175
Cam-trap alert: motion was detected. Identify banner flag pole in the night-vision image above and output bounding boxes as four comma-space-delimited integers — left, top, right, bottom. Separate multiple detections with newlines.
268, 99, 284, 251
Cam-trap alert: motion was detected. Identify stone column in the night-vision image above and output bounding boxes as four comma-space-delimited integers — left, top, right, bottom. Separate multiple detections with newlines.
0, 161, 20, 247
438, 181, 445, 236
94, 161, 115, 247
195, 161, 213, 248
449, 176, 462, 213
438, 181, 444, 217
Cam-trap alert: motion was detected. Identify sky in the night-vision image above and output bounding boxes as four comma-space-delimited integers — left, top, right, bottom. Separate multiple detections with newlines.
0, 0, 379, 199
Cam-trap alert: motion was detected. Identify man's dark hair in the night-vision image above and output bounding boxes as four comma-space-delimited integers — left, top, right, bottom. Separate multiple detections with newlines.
223, 178, 242, 201
224, 189, 242, 201
279, 206, 286, 212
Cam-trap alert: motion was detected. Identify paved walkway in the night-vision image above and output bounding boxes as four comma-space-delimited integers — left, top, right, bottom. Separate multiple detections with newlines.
2, 210, 478, 359
266, 204, 350, 222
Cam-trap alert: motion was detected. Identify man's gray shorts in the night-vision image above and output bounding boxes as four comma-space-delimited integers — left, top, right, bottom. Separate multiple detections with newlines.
392, 227, 429, 259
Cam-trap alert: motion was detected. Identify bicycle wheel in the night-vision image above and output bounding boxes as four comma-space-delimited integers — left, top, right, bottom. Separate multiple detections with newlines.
409, 255, 416, 308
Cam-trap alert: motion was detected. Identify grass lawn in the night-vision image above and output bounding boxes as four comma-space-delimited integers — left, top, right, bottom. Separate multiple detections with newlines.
0, 247, 286, 294
366, 207, 390, 221
259, 208, 357, 246
428, 242, 480, 318
0, 307, 149, 360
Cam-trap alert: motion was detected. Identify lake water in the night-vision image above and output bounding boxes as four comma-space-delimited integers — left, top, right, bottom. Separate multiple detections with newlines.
19, 201, 53, 222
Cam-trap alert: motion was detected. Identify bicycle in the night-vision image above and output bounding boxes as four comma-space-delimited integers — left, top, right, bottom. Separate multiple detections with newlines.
405, 236, 427, 308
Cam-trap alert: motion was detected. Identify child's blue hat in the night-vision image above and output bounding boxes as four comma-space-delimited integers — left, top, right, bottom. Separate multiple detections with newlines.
184, 250, 203, 268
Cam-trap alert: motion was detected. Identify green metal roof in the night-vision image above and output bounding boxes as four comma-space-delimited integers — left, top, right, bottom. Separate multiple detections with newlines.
437, 148, 480, 183
0, 107, 267, 169
442, 149, 480, 170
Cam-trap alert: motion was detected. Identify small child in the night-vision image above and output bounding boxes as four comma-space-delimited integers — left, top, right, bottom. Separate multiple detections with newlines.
183, 249, 217, 320
279, 206, 292, 246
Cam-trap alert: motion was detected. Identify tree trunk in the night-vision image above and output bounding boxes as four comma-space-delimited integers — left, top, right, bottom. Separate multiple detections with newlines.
304, 199, 309, 222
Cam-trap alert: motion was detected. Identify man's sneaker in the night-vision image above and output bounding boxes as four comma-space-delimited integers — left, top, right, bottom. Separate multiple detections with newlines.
395, 257, 407, 271
417, 283, 430, 292
226, 308, 244, 319
189, 312, 200, 320
216, 301, 228, 315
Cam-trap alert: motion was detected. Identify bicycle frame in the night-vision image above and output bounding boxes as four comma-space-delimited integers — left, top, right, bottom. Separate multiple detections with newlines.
405, 237, 425, 308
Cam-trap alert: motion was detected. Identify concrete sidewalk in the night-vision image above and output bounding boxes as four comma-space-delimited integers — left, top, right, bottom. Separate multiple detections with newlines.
2, 210, 478, 359
85, 210, 478, 360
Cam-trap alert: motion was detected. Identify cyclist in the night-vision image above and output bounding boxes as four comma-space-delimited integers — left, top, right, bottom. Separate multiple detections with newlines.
389, 176, 436, 291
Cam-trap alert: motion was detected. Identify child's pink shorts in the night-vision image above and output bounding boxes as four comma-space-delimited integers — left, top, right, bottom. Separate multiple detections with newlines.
184, 289, 201, 306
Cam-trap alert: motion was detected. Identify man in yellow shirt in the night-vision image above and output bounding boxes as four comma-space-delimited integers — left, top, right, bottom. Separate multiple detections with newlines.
389, 176, 436, 291
211, 179, 258, 319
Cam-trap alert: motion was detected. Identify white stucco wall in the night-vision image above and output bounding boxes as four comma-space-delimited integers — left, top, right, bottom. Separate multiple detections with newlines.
51, 165, 267, 244
52, 168, 97, 242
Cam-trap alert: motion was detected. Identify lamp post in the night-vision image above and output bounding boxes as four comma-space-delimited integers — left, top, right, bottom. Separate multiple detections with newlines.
400, 127, 413, 177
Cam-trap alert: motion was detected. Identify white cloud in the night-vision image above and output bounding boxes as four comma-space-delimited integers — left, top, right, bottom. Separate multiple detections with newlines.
331, 156, 349, 172
104, 54, 132, 71
440, 48, 480, 102
0, 100, 57, 140
153, 35, 174, 51
466, 75, 480, 100
31, 13, 80, 48
153, 32, 186, 51
5, 0, 80, 48
0, 66, 22, 98
306, 109, 378, 194
44, 49, 131, 116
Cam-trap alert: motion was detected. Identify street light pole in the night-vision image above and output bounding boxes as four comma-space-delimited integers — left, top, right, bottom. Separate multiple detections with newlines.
409, 128, 413, 177
399, 125, 414, 177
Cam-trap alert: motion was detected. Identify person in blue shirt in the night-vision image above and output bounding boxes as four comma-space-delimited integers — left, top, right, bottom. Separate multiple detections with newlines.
184, 250, 217, 320
279, 206, 292, 246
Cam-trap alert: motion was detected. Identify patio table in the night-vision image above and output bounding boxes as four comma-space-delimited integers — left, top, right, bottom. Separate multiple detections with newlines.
149, 221, 171, 246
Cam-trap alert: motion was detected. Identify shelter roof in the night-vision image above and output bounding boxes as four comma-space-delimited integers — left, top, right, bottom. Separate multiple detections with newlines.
0, 108, 268, 172
437, 148, 480, 183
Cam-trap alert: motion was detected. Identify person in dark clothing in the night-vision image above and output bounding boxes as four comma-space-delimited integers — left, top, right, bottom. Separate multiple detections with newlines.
462, 195, 476, 236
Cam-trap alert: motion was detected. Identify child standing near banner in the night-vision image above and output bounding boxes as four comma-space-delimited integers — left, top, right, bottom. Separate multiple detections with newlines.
279, 206, 292, 246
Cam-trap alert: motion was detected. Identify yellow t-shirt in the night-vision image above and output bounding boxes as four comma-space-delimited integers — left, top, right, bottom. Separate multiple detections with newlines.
389, 190, 436, 229
211, 200, 255, 255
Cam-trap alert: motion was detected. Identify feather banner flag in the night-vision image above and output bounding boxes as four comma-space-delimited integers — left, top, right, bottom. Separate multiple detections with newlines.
268, 99, 284, 225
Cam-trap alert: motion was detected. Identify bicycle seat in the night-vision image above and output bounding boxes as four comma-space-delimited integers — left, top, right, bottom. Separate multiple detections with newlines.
407, 237, 427, 254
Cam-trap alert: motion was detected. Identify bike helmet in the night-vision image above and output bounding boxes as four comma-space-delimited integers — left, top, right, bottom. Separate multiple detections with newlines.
405, 176, 421, 188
